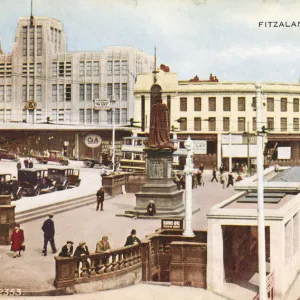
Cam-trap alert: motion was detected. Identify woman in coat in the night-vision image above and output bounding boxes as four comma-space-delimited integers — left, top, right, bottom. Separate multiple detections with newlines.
11, 224, 24, 258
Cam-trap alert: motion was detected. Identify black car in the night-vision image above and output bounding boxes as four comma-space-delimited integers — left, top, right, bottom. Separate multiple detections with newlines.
48, 167, 81, 190
18, 169, 57, 196
0, 173, 23, 200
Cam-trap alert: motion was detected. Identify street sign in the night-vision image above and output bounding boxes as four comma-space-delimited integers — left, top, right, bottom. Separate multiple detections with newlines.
94, 99, 111, 110
84, 134, 102, 148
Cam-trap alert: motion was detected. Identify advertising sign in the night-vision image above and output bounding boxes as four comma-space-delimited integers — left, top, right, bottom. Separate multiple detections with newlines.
93, 99, 111, 110
277, 147, 291, 159
193, 140, 207, 154
84, 134, 102, 148
222, 134, 243, 144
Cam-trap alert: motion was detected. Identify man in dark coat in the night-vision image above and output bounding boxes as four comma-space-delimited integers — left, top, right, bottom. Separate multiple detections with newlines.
147, 200, 156, 216
74, 242, 91, 276
41, 214, 57, 256
59, 241, 74, 257
227, 172, 234, 188
96, 187, 105, 211
124, 229, 141, 246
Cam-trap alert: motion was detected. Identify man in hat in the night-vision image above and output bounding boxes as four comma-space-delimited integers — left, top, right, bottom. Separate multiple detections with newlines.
41, 214, 57, 256
95, 236, 111, 265
124, 229, 141, 246
146, 200, 156, 216
58, 241, 74, 257
74, 241, 91, 276
96, 187, 105, 211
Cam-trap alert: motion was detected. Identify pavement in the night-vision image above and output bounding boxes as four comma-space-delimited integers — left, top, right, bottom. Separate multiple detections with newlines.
1, 160, 300, 299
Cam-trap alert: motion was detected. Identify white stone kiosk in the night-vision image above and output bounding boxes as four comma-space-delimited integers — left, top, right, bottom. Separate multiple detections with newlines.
207, 190, 300, 300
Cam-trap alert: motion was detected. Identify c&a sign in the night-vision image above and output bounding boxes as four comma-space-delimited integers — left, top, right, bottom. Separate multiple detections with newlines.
84, 134, 102, 148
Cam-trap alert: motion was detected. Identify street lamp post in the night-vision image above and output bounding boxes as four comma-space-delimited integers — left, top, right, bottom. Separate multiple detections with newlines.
256, 83, 267, 300
183, 136, 195, 237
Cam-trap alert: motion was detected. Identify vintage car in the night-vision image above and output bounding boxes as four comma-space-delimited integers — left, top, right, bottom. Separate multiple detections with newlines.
0, 173, 23, 200
18, 169, 57, 196
0, 149, 18, 161
35, 150, 69, 166
82, 153, 112, 168
48, 167, 81, 190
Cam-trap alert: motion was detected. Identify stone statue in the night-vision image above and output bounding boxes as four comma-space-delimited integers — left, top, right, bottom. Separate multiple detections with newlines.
146, 92, 175, 150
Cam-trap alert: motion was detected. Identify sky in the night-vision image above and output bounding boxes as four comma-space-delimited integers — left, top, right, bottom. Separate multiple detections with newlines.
1, 0, 300, 82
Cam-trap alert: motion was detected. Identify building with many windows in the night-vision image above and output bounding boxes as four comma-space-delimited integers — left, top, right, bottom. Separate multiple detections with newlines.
134, 69, 300, 168
0, 16, 154, 159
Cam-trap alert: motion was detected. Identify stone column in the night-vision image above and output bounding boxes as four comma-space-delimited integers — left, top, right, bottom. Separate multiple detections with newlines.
183, 136, 195, 237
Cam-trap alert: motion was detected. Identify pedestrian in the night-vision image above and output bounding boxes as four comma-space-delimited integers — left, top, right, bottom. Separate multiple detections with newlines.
41, 214, 57, 256
199, 163, 204, 173
74, 241, 91, 277
58, 241, 74, 257
16, 160, 21, 170
192, 172, 198, 189
28, 158, 33, 168
10, 223, 25, 258
96, 187, 105, 211
220, 172, 227, 189
211, 167, 218, 182
219, 164, 224, 174
147, 200, 156, 216
180, 173, 185, 189
124, 229, 141, 246
10, 176, 20, 200
227, 172, 234, 188
172, 172, 181, 190
24, 158, 29, 168
95, 236, 111, 266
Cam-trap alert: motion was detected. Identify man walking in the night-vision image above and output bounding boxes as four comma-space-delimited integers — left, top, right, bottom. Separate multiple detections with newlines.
211, 167, 218, 182
227, 172, 234, 188
96, 187, 105, 211
41, 214, 57, 256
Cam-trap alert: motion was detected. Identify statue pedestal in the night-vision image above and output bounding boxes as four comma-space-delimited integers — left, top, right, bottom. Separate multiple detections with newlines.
134, 148, 184, 216
0, 195, 16, 245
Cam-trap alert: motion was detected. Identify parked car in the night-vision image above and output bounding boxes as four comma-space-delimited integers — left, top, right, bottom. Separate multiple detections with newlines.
0, 173, 23, 200
18, 168, 57, 196
0, 149, 18, 161
34, 150, 69, 166
48, 167, 81, 190
82, 153, 112, 168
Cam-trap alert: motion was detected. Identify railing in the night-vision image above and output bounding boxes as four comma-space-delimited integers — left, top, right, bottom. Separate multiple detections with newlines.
54, 244, 141, 288
252, 272, 274, 300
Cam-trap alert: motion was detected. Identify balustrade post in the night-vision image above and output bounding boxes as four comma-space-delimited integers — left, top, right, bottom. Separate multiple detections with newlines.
54, 256, 76, 288
111, 254, 118, 271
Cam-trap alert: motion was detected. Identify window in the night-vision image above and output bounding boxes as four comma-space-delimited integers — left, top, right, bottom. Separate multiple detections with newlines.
29, 85, 34, 101
238, 97, 245, 111
79, 84, 84, 101
6, 110, 11, 122
114, 60, 120, 75
107, 110, 112, 124
122, 83, 127, 101
36, 109, 42, 122
65, 109, 71, 123
252, 97, 256, 111
79, 62, 84, 77
281, 118, 287, 131
6, 86, 11, 102
59, 84, 64, 102
281, 98, 287, 112
0, 86, 4, 102
267, 98, 274, 112
238, 117, 246, 131
93, 61, 99, 76
58, 109, 64, 122
65, 84, 71, 101
194, 118, 201, 131
194, 97, 201, 111
65, 62, 71, 77
86, 84, 92, 101
22, 109, 27, 122
0, 110, 4, 123
267, 118, 274, 130
223, 97, 231, 111
294, 98, 299, 112
114, 83, 120, 100
52, 62, 57, 77
180, 118, 187, 131
180, 98, 187, 111
115, 108, 120, 124
107, 61, 113, 76
79, 109, 84, 124
52, 109, 57, 122
86, 62, 92, 76
37, 26, 42, 56
121, 60, 128, 75
36, 63, 42, 76
107, 83, 112, 100
86, 109, 92, 124
22, 85, 27, 102
93, 84, 99, 100
253, 117, 256, 131
121, 108, 127, 123
59, 62, 64, 77
22, 26, 27, 56
294, 118, 299, 131
208, 117, 216, 131
209, 97, 216, 111
93, 111, 99, 123
223, 117, 230, 131
36, 85, 42, 102
29, 27, 34, 56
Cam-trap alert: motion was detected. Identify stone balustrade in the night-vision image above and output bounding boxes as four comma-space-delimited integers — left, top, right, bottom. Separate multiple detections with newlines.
54, 244, 141, 289
102, 174, 125, 197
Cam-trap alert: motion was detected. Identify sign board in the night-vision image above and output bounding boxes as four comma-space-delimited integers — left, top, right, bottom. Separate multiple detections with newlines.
222, 135, 243, 144
277, 147, 291, 159
94, 99, 111, 110
222, 144, 258, 158
84, 134, 102, 148
161, 218, 184, 230
193, 140, 207, 154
